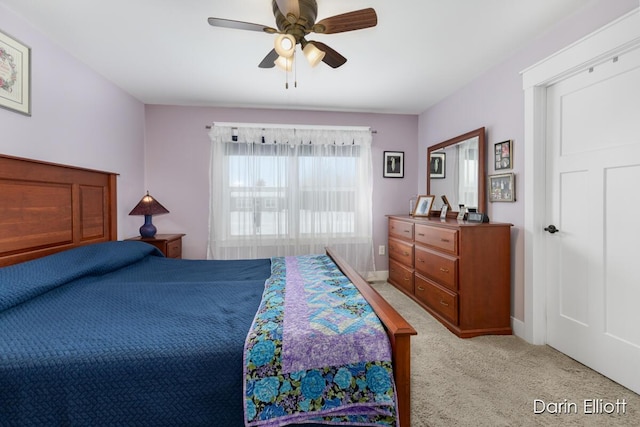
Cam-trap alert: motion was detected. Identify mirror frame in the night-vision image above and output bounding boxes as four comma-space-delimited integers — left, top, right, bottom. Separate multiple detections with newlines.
427, 127, 486, 215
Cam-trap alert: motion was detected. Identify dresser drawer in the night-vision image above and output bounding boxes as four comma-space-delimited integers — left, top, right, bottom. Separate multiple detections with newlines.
166, 239, 182, 259
388, 259, 414, 294
388, 237, 414, 266
389, 219, 414, 241
415, 275, 458, 325
414, 246, 458, 291
415, 224, 458, 255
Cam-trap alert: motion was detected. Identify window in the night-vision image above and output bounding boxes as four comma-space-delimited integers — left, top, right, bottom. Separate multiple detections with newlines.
208, 125, 374, 273
227, 145, 359, 237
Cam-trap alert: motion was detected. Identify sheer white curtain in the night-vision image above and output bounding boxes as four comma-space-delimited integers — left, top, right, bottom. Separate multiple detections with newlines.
208, 123, 375, 274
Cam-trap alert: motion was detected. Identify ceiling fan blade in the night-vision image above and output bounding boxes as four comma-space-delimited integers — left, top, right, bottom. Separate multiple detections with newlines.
258, 49, 279, 68
208, 17, 277, 34
274, 0, 300, 17
313, 8, 377, 34
312, 42, 347, 68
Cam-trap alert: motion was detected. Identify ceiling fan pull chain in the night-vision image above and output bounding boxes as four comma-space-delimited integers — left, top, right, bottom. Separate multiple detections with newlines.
285, 56, 290, 89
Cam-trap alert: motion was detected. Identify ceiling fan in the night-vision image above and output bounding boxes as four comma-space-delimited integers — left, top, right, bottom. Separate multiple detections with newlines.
207, 0, 378, 70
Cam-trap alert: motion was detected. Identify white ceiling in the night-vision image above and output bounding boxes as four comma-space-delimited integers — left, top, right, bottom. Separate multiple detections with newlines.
2, 0, 592, 114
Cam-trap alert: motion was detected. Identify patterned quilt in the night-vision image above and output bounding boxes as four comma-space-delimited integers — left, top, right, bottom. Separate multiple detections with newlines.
243, 255, 398, 427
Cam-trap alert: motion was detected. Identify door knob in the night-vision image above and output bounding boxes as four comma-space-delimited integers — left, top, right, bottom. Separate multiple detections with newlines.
544, 225, 559, 234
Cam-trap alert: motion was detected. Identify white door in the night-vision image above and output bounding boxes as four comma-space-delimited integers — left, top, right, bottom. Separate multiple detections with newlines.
545, 47, 640, 393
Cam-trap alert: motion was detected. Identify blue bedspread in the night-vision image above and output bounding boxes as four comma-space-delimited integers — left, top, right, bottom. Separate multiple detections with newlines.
0, 241, 271, 426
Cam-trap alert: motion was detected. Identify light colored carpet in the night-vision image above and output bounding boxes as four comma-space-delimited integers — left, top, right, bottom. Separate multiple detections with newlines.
371, 282, 640, 427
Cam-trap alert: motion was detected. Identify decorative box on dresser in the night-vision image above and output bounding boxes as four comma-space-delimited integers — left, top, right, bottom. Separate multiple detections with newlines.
388, 215, 511, 338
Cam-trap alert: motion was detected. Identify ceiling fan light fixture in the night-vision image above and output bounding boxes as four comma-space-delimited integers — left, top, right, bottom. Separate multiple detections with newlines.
274, 34, 296, 58
303, 42, 325, 67
208, 2, 378, 73
274, 55, 293, 71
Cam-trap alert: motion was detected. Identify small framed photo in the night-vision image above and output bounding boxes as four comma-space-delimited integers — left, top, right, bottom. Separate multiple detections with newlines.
441, 195, 451, 211
0, 30, 31, 116
412, 195, 435, 217
489, 173, 515, 202
456, 206, 466, 221
430, 152, 445, 179
440, 204, 448, 219
383, 151, 404, 178
494, 140, 512, 170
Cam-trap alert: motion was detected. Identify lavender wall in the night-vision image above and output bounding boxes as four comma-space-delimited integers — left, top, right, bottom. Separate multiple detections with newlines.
144, 105, 419, 268
5, 0, 635, 324
418, 0, 639, 322
0, 3, 147, 239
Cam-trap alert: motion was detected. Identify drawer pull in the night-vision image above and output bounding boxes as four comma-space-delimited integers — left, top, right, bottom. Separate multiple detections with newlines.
404, 230, 410, 233
417, 286, 425, 291
439, 267, 449, 273
440, 300, 450, 307
441, 238, 450, 243
404, 278, 410, 282
417, 258, 424, 263
417, 233, 425, 237
403, 251, 409, 256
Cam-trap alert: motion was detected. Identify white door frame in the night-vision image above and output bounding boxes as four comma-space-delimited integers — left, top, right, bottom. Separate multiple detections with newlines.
521, 8, 640, 345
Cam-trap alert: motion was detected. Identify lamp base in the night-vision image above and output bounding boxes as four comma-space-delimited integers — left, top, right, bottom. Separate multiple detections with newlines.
139, 215, 157, 238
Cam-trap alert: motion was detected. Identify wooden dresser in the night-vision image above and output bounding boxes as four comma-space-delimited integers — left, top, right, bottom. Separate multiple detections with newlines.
387, 215, 511, 338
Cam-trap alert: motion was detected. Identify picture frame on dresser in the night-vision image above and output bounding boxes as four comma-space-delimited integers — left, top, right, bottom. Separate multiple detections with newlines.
412, 195, 434, 217
439, 204, 448, 219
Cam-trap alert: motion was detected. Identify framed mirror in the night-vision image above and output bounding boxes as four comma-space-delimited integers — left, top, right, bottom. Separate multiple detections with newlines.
427, 127, 486, 215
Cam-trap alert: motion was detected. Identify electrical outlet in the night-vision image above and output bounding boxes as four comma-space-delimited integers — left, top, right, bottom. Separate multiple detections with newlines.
378, 245, 386, 255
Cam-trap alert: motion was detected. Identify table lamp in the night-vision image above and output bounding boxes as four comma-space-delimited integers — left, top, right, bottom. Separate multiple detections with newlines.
128, 191, 169, 238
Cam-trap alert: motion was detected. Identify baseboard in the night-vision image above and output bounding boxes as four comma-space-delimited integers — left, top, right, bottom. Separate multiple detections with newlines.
511, 316, 526, 341
365, 270, 388, 283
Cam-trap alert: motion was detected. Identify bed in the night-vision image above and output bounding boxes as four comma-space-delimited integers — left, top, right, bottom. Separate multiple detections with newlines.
0, 154, 416, 426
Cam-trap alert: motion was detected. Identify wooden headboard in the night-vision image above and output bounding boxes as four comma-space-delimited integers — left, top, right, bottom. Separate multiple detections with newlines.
0, 154, 117, 267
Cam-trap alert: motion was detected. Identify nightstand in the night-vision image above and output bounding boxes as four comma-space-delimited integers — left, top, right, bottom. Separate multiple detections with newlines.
126, 234, 185, 258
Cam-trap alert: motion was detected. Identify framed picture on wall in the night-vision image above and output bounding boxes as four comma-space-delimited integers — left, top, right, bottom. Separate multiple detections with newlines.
430, 152, 445, 179
0, 29, 31, 116
494, 140, 512, 170
383, 151, 404, 178
489, 173, 515, 202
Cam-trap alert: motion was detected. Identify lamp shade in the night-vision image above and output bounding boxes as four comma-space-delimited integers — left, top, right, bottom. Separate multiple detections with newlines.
129, 191, 169, 238
274, 34, 296, 58
274, 55, 293, 71
129, 191, 169, 216
303, 42, 325, 67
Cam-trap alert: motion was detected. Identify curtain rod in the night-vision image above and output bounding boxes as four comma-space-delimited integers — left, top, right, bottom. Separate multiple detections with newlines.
205, 123, 377, 134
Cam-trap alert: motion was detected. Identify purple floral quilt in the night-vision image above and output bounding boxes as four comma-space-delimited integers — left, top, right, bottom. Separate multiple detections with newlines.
243, 255, 398, 427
